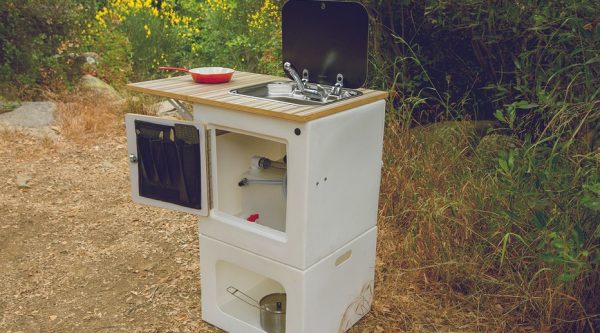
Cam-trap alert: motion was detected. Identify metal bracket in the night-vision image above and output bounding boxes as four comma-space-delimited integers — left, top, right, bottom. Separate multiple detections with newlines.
302, 69, 309, 85
167, 99, 193, 121
336, 73, 344, 87
331, 74, 344, 96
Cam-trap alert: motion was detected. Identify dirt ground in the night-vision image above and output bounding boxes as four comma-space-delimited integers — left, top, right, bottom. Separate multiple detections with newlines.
0, 125, 224, 332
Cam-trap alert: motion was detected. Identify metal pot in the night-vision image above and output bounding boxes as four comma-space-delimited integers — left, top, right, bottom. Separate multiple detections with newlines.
227, 286, 286, 333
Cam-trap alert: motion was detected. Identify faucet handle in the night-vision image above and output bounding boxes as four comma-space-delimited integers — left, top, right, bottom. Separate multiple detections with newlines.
283, 61, 306, 91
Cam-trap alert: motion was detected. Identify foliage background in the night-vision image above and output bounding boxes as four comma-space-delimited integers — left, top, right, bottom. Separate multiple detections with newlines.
0, 0, 599, 331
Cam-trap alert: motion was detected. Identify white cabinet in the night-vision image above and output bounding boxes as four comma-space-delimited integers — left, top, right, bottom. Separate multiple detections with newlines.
125, 115, 209, 216
199, 227, 377, 333
125, 97, 384, 332
125, 98, 384, 332
126, 99, 385, 269
194, 101, 385, 269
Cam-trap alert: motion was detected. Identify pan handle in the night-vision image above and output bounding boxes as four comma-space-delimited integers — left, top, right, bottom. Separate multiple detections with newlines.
226, 286, 261, 310
158, 66, 189, 73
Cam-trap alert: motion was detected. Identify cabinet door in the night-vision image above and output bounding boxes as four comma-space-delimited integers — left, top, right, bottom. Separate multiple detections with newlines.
125, 114, 208, 216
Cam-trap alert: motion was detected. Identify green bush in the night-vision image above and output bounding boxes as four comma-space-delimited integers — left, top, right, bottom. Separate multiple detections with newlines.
195, 0, 282, 75
92, 0, 200, 80
79, 26, 133, 88
0, 0, 90, 93
367, 0, 600, 122
367, 1, 599, 330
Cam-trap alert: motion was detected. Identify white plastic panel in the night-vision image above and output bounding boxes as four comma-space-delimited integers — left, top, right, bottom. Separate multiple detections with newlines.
305, 99, 385, 265
199, 227, 377, 333
193, 100, 385, 269
125, 114, 209, 216
195, 105, 308, 267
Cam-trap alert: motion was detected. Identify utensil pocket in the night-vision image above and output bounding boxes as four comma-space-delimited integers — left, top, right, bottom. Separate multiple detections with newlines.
150, 138, 168, 186
136, 135, 154, 183
175, 140, 201, 206
134, 120, 202, 209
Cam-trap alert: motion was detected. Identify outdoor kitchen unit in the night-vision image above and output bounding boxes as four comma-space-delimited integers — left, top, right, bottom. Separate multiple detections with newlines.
125, 1, 387, 332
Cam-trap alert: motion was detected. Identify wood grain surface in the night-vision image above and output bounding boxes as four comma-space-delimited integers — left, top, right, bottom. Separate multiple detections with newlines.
127, 71, 388, 122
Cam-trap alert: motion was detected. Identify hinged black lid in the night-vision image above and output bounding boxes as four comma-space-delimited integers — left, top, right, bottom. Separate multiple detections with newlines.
282, 0, 369, 89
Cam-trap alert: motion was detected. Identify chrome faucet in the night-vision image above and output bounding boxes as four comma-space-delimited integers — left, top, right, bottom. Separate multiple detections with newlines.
283, 62, 324, 100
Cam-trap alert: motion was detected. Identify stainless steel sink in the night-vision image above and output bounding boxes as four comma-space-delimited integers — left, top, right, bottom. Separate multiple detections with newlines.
230, 81, 362, 106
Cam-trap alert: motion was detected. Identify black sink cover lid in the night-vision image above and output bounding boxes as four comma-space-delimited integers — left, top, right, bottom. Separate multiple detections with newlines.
282, 0, 369, 89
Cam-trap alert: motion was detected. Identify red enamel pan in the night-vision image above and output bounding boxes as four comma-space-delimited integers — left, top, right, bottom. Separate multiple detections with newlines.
159, 66, 234, 83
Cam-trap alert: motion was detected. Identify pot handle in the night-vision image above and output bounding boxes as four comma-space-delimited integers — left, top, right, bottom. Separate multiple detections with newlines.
226, 286, 261, 310
158, 67, 189, 73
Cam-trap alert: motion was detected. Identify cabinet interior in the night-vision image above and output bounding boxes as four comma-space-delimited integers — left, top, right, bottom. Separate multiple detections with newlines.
213, 130, 288, 233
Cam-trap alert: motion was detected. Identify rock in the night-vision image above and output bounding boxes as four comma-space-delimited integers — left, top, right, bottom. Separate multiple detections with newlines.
71, 52, 101, 75
151, 100, 187, 119
475, 134, 522, 169
99, 161, 115, 171
78, 74, 122, 100
0, 102, 60, 140
16, 174, 32, 189
77, 52, 100, 66
0, 102, 56, 128
153, 100, 176, 115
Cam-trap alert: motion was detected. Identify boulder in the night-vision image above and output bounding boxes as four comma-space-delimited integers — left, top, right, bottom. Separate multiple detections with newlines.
78, 74, 122, 100
151, 100, 187, 120
0, 101, 59, 139
70, 52, 101, 76
153, 100, 176, 115
0, 102, 56, 128
76, 52, 101, 66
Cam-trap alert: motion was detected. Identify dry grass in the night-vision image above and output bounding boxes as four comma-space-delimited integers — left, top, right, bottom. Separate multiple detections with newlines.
362, 118, 600, 332
55, 90, 155, 143
355, 119, 503, 332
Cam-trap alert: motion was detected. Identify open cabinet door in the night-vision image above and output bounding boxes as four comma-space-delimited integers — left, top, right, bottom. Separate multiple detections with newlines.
125, 114, 209, 216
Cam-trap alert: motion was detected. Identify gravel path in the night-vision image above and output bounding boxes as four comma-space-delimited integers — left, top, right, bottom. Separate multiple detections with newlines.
0, 129, 219, 332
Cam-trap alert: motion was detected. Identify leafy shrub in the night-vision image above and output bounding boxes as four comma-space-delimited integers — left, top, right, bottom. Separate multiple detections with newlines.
0, 0, 90, 94
94, 0, 200, 80
195, 0, 282, 75
367, 0, 600, 122
79, 27, 133, 88
367, 0, 600, 330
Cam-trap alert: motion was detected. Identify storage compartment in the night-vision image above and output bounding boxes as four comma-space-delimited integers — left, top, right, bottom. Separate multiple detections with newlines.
199, 227, 377, 333
212, 129, 288, 233
216, 261, 286, 331
135, 120, 202, 209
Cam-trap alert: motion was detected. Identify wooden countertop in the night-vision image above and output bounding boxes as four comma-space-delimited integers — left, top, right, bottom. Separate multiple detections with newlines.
126, 71, 387, 122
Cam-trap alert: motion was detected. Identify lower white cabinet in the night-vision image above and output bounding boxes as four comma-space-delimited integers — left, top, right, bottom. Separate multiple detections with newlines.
199, 227, 377, 333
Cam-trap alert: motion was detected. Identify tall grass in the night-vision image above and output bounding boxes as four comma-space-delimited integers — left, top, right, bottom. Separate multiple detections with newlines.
376, 116, 599, 331
367, 0, 600, 331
